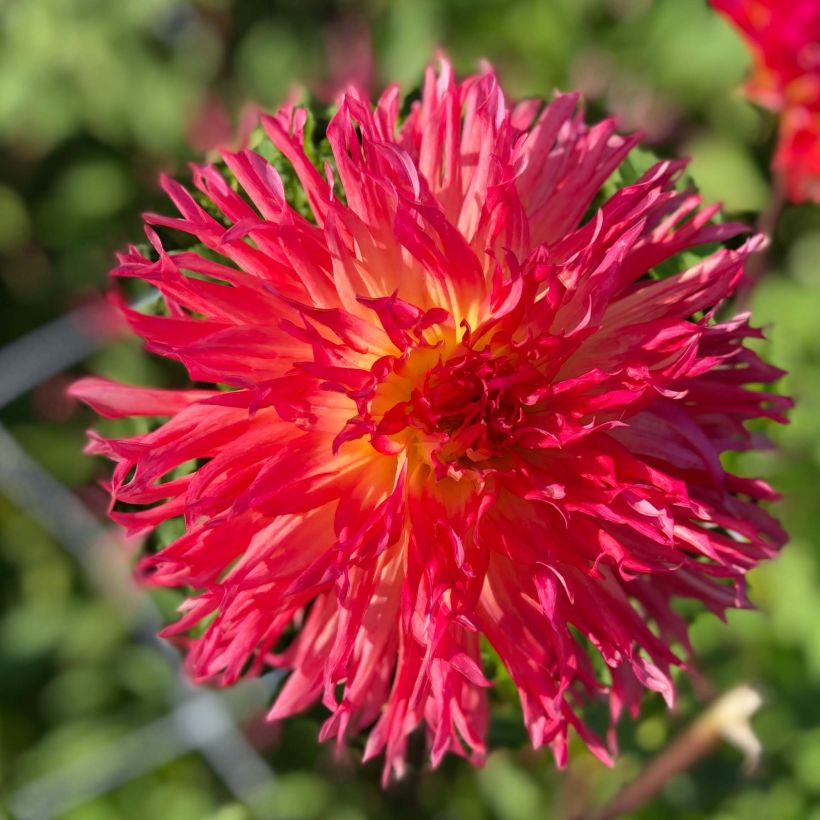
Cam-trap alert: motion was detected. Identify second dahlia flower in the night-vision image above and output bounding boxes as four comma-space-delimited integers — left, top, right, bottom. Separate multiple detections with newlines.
72, 60, 788, 782
712, 0, 820, 202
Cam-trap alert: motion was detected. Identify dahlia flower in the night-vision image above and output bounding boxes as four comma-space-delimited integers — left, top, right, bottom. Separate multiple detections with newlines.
72, 59, 788, 782
711, 0, 820, 201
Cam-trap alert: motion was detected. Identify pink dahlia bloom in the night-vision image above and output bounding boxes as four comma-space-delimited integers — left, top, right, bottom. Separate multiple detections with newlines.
72, 60, 789, 782
711, 0, 820, 201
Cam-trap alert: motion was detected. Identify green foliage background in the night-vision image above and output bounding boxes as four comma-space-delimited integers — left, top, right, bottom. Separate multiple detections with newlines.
1, 1, 819, 818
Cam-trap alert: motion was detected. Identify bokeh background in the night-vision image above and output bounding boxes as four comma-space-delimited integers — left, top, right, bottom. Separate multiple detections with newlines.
2, 1, 819, 818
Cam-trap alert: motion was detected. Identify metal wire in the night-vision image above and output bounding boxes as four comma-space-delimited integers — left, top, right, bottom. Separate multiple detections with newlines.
0, 305, 104, 410
0, 289, 160, 411
8, 692, 261, 820
0, 298, 283, 818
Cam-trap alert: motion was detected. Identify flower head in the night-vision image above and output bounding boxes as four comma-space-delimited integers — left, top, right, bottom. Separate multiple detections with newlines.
712, 0, 820, 201
72, 60, 789, 783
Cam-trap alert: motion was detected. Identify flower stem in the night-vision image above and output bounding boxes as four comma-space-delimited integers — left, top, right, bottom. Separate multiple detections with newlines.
579, 685, 763, 820
735, 179, 786, 311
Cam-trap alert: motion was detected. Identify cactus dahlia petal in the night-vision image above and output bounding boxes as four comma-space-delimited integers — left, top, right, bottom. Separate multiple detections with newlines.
72, 60, 789, 782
